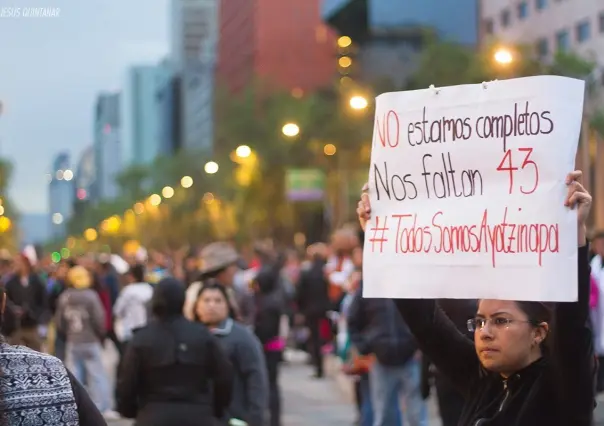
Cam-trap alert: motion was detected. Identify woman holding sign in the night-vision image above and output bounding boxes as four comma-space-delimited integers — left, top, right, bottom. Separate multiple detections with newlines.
357, 170, 595, 426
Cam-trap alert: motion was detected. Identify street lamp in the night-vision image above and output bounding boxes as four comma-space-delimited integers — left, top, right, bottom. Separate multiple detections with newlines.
162, 186, 174, 199
235, 145, 252, 159
494, 47, 513, 65
181, 176, 193, 188
149, 194, 162, 206
204, 161, 219, 174
337, 36, 352, 48
282, 123, 300, 137
349, 95, 368, 110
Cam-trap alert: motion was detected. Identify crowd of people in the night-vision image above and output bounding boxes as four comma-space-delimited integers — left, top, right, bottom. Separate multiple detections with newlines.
0, 168, 599, 426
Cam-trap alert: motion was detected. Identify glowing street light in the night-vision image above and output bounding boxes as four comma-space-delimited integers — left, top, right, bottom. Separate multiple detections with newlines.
63, 169, 74, 181
494, 47, 513, 65
337, 36, 352, 48
162, 186, 175, 199
349, 95, 368, 110
204, 161, 219, 174
52, 213, 63, 225
338, 56, 352, 68
324, 143, 337, 156
149, 194, 162, 206
282, 123, 300, 137
133, 202, 145, 214
84, 228, 98, 242
181, 176, 193, 188
235, 145, 252, 158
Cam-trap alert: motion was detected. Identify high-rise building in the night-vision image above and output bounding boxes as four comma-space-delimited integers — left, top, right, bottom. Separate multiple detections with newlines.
156, 60, 180, 155
48, 152, 75, 240
481, 0, 604, 64
323, 0, 479, 88
170, 0, 218, 152
93, 93, 121, 201
480, 1, 604, 229
217, 0, 337, 93
76, 146, 95, 202
122, 66, 165, 166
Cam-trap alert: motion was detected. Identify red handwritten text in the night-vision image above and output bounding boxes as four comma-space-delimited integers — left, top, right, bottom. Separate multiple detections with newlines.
392, 208, 558, 267
375, 110, 400, 148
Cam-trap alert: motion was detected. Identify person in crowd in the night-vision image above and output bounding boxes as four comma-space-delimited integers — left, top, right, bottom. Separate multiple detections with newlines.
325, 229, 358, 308
590, 230, 604, 391
185, 242, 254, 325
55, 265, 118, 420
113, 263, 153, 376
194, 282, 268, 426
116, 277, 233, 426
5, 253, 48, 350
357, 170, 596, 425
347, 283, 425, 426
96, 256, 121, 353
0, 249, 12, 284
48, 258, 76, 361
253, 263, 287, 426
0, 283, 107, 425
296, 243, 331, 378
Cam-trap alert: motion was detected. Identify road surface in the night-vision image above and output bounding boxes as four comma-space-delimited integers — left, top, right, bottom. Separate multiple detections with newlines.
101, 346, 604, 425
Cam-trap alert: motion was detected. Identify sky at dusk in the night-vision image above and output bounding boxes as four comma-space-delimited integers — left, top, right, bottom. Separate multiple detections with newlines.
0, 0, 169, 213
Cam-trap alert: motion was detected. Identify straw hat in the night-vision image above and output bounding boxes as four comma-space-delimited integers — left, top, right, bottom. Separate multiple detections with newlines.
199, 242, 239, 276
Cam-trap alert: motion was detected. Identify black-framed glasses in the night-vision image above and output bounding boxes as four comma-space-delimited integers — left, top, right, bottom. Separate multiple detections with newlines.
467, 317, 533, 332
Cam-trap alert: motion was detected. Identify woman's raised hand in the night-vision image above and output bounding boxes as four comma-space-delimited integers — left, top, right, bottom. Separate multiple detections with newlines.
564, 170, 591, 246
356, 183, 371, 231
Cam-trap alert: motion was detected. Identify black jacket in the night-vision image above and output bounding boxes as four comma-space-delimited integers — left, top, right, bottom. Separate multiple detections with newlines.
5, 273, 47, 328
116, 316, 234, 426
394, 246, 595, 426
348, 286, 417, 366
296, 259, 330, 318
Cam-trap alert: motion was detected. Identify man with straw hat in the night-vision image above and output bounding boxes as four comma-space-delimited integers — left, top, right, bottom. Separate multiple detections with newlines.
184, 242, 255, 325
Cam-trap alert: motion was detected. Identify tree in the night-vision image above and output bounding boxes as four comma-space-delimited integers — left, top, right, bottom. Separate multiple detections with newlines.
0, 158, 18, 251
115, 164, 150, 201
214, 80, 374, 241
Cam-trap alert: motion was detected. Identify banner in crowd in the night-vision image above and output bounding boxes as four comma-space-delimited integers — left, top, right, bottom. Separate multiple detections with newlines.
363, 76, 584, 301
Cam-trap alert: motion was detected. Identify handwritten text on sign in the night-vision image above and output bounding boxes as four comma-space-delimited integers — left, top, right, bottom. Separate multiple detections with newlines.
363, 76, 584, 302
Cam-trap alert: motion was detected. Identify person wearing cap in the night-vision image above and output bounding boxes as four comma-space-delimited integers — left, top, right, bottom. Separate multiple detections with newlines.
55, 266, 119, 420
184, 242, 255, 325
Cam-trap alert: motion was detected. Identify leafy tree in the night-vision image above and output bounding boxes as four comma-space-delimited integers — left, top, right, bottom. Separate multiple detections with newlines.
0, 158, 18, 251
115, 164, 150, 201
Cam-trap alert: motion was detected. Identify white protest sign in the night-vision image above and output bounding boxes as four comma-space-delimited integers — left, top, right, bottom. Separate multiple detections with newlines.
363, 76, 584, 302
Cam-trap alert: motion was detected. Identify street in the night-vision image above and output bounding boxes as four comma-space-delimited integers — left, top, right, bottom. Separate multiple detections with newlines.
101, 346, 604, 425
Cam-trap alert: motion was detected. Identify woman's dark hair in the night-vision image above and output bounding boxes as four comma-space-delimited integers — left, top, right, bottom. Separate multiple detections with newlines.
515, 301, 554, 353
193, 282, 236, 322
128, 264, 146, 283
151, 277, 186, 319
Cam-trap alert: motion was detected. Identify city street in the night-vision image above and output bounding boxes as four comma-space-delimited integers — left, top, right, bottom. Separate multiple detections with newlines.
101, 346, 604, 425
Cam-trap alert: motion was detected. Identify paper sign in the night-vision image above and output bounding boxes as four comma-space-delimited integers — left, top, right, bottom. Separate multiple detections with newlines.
363, 76, 584, 302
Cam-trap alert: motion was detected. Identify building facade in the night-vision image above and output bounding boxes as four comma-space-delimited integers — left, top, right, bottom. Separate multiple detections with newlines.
217, 0, 337, 93
171, 0, 218, 152
122, 66, 164, 166
481, 0, 604, 64
323, 0, 479, 88
93, 93, 121, 201
480, 0, 604, 229
48, 152, 74, 240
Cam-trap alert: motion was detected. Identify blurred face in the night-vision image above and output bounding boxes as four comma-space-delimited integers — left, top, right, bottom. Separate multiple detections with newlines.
196, 288, 229, 326
473, 300, 547, 377
56, 263, 69, 280
14, 257, 29, 275
215, 264, 238, 287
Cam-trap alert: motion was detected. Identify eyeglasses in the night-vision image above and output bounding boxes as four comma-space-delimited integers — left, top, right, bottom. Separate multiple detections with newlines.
467, 317, 533, 332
